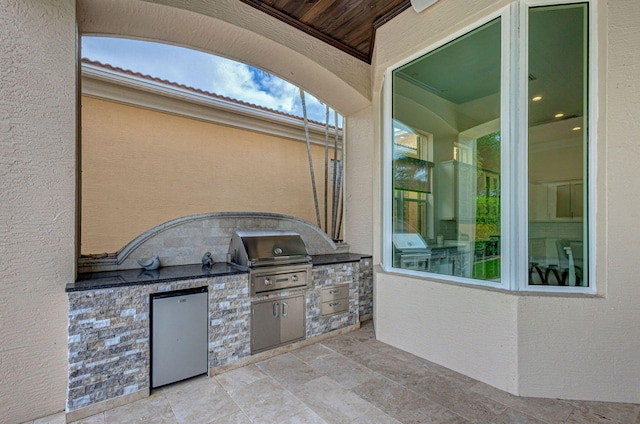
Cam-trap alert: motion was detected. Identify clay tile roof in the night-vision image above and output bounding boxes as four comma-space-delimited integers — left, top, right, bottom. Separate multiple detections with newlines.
81, 58, 335, 128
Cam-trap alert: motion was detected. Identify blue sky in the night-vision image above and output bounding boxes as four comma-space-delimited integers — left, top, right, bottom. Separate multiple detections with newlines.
82, 36, 341, 125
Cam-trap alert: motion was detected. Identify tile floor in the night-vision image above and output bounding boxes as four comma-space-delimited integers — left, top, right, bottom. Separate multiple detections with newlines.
29, 321, 640, 424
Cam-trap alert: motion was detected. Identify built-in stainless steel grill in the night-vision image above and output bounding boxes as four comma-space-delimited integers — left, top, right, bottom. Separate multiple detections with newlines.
392, 233, 431, 270
228, 230, 312, 296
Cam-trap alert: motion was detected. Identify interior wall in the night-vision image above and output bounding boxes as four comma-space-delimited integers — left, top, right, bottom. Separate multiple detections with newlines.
0, 1, 76, 422
528, 143, 583, 183
81, 96, 337, 254
370, 0, 640, 403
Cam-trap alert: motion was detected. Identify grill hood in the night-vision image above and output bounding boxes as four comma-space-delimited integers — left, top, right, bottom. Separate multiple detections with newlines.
228, 230, 312, 267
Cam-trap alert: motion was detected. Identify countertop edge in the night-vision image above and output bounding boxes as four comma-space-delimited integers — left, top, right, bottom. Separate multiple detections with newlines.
68, 254, 373, 293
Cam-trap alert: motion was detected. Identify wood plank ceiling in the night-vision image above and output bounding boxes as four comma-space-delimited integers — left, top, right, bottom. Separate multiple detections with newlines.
239, 0, 411, 63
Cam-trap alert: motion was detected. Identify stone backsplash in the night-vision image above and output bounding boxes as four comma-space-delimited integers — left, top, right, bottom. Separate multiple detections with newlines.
78, 212, 349, 273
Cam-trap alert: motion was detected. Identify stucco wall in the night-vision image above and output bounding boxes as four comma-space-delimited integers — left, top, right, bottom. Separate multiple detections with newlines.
81, 96, 338, 254
371, 0, 640, 403
0, 1, 76, 423
375, 272, 519, 393
517, 0, 640, 402
344, 106, 374, 255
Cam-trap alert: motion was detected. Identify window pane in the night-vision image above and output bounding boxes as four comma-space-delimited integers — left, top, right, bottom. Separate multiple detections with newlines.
391, 18, 502, 282
527, 4, 588, 287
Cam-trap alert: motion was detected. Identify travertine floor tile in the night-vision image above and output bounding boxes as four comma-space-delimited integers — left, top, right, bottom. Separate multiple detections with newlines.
215, 364, 268, 393
320, 333, 377, 359
291, 342, 335, 363
361, 338, 424, 363
32, 412, 66, 424
103, 391, 177, 424
569, 400, 640, 424
307, 352, 378, 389
163, 375, 239, 423
227, 375, 309, 422
256, 353, 321, 390
491, 408, 548, 424
275, 406, 328, 424
422, 381, 508, 423
346, 320, 375, 342
208, 410, 252, 424
353, 375, 469, 424
470, 381, 573, 423
350, 408, 403, 424
295, 375, 387, 424
564, 400, 640, 424
71, 412, 106, 424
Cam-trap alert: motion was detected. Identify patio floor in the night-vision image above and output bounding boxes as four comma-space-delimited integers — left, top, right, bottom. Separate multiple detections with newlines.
29, 321, 640, 423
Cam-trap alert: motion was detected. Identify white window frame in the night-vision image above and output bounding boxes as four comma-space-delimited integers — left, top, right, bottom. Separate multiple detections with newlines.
382, 0, 597, 294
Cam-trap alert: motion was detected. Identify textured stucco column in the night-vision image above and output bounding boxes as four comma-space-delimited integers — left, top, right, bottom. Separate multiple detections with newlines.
344, 106, 374, 256
0, 1, 77, 422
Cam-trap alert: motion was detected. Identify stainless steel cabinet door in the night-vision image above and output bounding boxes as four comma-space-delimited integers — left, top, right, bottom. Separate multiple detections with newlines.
280, 295, 305, 345
251, 300, 281, 353
251, 294, 305, 353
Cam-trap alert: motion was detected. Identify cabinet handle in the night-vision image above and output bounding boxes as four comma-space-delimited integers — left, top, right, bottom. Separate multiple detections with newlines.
329, 289, 340, 294
329, 302, 341, 307
273, 301, 279, 317
282, 301, 288, 317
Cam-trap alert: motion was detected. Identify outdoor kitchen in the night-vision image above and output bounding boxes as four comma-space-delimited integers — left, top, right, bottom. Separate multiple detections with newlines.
65, 212, 372, 422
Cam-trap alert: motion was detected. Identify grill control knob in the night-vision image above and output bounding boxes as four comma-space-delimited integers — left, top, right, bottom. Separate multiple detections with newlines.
274, 248, 283, 255
291, 275, 298, 282
264, 278, 272, 285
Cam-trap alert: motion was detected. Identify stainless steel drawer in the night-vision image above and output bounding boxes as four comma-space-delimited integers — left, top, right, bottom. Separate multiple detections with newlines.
321, 298, 349, 316
321, 284, 349, 302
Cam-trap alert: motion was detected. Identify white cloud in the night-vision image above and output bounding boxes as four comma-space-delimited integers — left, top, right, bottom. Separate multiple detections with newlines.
81, 36, 340, 125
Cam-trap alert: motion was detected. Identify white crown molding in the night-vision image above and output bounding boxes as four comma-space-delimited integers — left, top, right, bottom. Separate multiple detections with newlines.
81, 63, 341, 147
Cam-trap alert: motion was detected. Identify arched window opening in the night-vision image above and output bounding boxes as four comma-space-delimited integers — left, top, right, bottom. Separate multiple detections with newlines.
80, 36, 344, 255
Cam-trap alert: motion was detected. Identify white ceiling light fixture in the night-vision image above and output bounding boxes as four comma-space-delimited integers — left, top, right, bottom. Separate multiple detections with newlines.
411, 0, 440, 13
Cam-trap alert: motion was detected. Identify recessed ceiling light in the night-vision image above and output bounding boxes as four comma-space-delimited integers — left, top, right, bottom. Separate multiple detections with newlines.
555, 113, 564, 118
531, 96, 543, 102
572, 126, 581, 131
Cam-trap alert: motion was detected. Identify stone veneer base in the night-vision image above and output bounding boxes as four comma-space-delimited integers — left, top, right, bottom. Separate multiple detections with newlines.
64, 323, 360, 423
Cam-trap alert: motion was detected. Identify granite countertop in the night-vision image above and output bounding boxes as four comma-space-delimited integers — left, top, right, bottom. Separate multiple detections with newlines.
67, 262, 248, 292
68, 253, 372, 293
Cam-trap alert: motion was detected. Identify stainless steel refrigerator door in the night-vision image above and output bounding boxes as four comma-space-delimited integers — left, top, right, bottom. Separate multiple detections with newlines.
152, 290, 208, 388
